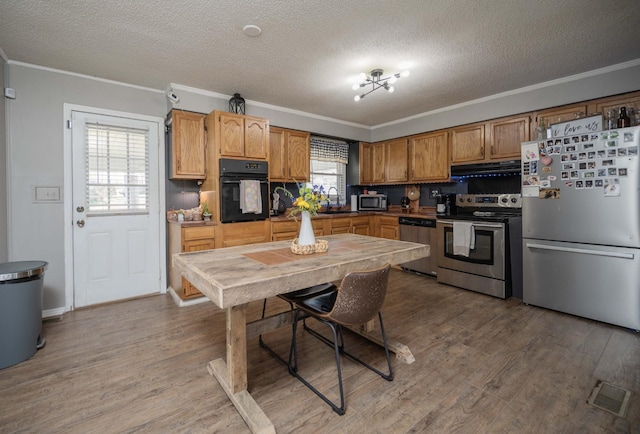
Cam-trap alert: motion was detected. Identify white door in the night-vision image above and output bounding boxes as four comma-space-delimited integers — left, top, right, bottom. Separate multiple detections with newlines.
71, 111, 161, 307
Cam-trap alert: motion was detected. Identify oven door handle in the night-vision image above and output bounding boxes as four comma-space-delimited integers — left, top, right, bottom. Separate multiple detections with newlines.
438, 220, 503, 229
470, 223, 503, 229
221, 179, 268, 184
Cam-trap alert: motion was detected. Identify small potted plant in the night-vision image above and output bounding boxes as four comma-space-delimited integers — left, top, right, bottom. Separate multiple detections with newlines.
202, 201, 212, 221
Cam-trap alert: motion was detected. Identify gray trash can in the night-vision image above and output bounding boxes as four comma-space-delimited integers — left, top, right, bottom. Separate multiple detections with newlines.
0, 260, 48, 369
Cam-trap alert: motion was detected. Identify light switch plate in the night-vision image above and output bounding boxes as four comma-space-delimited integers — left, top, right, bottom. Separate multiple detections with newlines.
4, 87, 16, 99
33, 186, 62, 202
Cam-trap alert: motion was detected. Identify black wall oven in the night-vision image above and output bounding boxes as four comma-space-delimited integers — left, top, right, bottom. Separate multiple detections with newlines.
219, 159, 269, 223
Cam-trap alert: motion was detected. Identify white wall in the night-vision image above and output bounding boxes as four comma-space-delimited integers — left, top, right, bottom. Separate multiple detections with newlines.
5, 64, 165, 311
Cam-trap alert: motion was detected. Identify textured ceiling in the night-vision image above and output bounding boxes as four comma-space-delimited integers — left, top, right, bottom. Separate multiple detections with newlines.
1, 0, 640, 126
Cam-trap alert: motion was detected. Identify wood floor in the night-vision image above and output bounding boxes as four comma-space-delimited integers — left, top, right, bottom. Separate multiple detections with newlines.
1, 268, 639, 433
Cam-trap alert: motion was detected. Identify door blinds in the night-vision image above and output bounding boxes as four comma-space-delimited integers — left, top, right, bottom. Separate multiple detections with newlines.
85, 122, 149, 215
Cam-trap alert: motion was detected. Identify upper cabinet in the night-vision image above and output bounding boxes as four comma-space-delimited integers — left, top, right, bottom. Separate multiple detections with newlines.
534, 103, 588, 134
359, 142, 373, 184
168, 110, 206, 180
450, 123, 485, 164
385, 138, 409, 183
359, 139, 407, 185
450, 115, 529, 165
269, 127, 310, 182
409, 131, 449, 182
588, 91, 640, 127
488, 115, 530, 160
216, 111, 269, 160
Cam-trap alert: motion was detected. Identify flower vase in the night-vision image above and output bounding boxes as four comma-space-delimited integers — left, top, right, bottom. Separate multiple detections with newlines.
298, 211, 316, 246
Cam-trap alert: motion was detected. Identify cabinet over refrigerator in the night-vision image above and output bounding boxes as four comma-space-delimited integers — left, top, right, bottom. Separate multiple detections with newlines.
521, 123, 640, 330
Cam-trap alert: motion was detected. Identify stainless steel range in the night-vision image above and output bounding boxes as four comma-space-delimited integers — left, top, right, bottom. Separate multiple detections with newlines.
436, 194, 522, 299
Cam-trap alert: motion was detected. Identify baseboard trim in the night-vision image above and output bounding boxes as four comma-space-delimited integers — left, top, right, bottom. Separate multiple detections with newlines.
43, 307, 66, 319
167, 286, 209, 307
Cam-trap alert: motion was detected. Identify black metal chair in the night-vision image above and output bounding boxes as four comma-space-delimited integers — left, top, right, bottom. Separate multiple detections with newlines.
258, 283, 336, 365
287, 264, 393, 415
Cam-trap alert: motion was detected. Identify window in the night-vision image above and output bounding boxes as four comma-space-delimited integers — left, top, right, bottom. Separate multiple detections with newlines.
310, 159, 346, 203
85, 123, 149, 215
310, 136, 349, 204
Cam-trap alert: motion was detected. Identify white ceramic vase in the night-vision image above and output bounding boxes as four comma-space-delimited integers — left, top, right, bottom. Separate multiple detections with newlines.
298, 211, 316, 246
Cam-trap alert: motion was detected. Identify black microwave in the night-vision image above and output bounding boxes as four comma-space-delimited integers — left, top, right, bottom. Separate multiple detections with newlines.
358, 194, 387, 211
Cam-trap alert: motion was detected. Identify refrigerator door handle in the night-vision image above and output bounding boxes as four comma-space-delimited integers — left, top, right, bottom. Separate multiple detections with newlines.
526, 243, 635, 260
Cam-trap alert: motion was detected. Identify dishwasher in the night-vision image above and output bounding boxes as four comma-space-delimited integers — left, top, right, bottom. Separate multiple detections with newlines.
399, 216, 437, 276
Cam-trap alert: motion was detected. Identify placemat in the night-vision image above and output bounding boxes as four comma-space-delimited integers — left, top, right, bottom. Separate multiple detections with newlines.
242, 240, 363, 266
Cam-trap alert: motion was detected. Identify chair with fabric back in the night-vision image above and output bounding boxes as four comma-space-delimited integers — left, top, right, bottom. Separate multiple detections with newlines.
288, 263, 393, 415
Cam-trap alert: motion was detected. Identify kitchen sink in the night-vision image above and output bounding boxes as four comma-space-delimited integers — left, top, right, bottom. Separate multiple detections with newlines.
319, 210, 354, 215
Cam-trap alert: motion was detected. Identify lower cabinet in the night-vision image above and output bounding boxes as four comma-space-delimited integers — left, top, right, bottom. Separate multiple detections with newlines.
351, 216, 371, 235
377, 215, 399, 240
168, 223, 215, 299
217, 220, 271, 248
271, 218, 326, 241
330, 217, 352, 234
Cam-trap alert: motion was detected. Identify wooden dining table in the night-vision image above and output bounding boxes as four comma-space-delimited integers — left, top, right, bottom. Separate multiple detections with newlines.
173, 233, 429, 434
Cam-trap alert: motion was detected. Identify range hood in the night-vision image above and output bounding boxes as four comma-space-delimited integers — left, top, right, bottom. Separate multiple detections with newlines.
451, 160, 521, 177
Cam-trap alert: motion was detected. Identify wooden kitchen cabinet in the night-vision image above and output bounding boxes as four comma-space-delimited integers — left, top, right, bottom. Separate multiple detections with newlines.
215, 111, 269, 160
487, 115, 530, 160
408, 131, 449, 182
450, 123, 485, 164
377, 215, 399, 240
216, 220, 271, 248
359, 142, 373, 184
271, 217, 326, 241
534, 103, 589, 135
269, 126, 310, 182
271, 220, 299, 241
168, 110, 206, 180
169, 223, 215, 299
588, 91, 640, 127
359, 139, 407, 185
451, 115, 529, 163
360, 142, 385, 184
384, 138, 408, 183
372, 143, 386, 183
351, 216, 371, 236
330, 216, 352, 234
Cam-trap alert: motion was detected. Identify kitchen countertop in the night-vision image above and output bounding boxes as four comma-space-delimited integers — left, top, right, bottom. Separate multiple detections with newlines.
167, 220, 218, 226
270, 208, 437, 222
167, 209, 437, 225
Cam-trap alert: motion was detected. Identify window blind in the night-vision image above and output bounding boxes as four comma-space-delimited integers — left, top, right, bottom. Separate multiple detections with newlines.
85, 122, 149, 214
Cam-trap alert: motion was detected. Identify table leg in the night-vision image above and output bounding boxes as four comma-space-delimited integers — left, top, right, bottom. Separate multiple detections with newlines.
207, 304, 275, 434
346, 319, 415, 364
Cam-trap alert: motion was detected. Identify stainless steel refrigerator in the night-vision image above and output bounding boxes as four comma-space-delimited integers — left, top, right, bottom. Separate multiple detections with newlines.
521, 125, 640, 330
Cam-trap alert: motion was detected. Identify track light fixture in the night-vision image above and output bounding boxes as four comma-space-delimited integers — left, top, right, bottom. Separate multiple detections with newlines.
352, 69, 410, 101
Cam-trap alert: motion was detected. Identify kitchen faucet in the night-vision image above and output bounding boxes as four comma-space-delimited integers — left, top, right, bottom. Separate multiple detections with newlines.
327, 186, 340, 210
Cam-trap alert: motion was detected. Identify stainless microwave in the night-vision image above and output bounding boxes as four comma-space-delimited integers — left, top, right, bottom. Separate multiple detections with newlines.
358, 194, 387, 211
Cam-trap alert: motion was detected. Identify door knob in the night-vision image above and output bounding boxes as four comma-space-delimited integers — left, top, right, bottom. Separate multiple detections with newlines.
76, 206, 85, 213
76, 220, 85, 227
